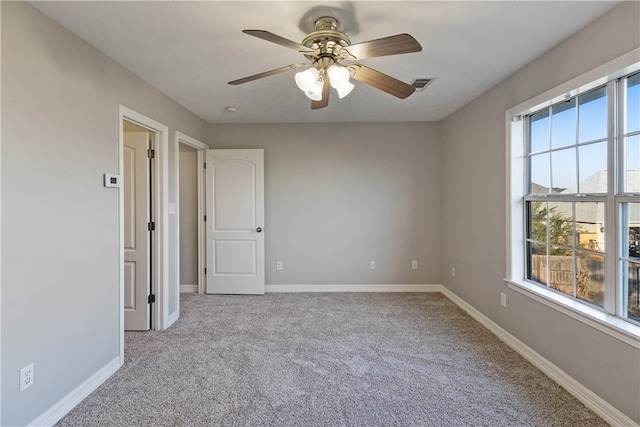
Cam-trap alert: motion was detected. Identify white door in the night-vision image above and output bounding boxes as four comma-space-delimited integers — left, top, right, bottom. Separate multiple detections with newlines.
124, 131, 151, 330
206, 149, 265, 294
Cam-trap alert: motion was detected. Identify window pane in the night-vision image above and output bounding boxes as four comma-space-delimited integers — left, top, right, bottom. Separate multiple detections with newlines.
550, 247, 574, 297
551, 98, 577, 149
530, 153, 550, 193
624, 134, 639, 193
527, 242, 547, 285
626, 72, 640, 134
528, 201, 548, 242
626, 202, 640, 259
578, 142, 607, 193
576, 202, 605, 252
551, 148, 576, 192
577, 252, 604, 307
530, 109, 550, 153
549, 202, 573, 247
624, 261, 640, 322
578, 87, 607, 143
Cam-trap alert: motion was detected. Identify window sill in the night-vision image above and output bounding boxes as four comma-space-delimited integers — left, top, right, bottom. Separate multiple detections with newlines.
504, 279, 640, 349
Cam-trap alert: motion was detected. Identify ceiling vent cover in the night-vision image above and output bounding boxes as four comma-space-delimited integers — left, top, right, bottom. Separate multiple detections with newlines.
411, 78, 432, 91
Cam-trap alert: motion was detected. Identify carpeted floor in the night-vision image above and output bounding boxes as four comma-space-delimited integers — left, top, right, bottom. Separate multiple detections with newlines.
56, 292, 607, 426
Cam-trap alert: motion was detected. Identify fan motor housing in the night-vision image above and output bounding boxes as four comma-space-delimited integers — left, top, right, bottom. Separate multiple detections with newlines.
301, 17, 351, 60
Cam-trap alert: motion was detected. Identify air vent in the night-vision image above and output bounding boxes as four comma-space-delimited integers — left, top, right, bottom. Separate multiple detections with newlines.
411, 78, 432, 91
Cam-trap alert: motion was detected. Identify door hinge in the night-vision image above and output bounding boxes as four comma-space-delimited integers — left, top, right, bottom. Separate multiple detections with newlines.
204, 162, 206, 169
147, 149, 155, 159
205, 268, 207, 275
148, 221, 156, 231
148, 294, 156, 304
204, 215, 207, 222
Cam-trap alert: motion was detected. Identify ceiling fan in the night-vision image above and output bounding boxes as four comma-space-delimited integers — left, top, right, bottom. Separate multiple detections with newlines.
228, 16, 422, 110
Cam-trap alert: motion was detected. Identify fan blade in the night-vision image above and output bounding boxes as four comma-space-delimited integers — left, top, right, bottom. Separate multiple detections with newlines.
228, 63, 309, 85
243, 30, 314, 53
343, 34, 422, 60
311, 78, 330, 110
347, 63, 415, 99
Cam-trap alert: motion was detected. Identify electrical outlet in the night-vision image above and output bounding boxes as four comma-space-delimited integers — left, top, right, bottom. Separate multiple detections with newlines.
451, 267, 456, 277
500, 292, 507, 308
20, 363, 34, 392
276, 261, 283, 271
370, 261, 376, 270
411, 260, 418, 270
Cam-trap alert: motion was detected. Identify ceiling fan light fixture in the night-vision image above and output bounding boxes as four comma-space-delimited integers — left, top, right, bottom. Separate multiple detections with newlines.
334, 81, 354, 99
327, 64, 354, 98
295, 67, 324, 100
295, 68, 318, 91
305, 85, 324, 101
231, 16, 422, 108
327, 65, 348, 86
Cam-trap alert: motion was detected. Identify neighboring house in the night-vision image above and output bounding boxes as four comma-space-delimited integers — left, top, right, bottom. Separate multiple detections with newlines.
540, 170, 640, 252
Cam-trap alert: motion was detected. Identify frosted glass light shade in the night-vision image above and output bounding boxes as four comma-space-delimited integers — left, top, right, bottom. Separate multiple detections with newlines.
295, 68, 318, 91
334, 81, 354, 98
295, 68, 323, 101
327, 65, 349, 86
327, 65, 354, 98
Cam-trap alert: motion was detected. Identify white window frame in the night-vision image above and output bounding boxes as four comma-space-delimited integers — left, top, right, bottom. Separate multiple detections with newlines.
505, 49, 640, 347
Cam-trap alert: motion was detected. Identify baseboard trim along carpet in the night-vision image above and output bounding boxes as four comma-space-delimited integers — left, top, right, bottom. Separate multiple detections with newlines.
32, 285, 635, 427
180, 284, 198, 293
266, 283, 441, 293
439, 286, 637, 427
28, 357, 121, 427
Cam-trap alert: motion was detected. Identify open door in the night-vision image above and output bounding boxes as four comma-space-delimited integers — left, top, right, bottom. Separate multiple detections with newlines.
205, 149, 265, 294
123, 128, 151, 330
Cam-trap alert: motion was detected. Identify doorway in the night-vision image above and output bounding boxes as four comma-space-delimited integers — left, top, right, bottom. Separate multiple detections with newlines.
123, 121, 153, 331
118, 105, 170, 361
176, 132, 208, 296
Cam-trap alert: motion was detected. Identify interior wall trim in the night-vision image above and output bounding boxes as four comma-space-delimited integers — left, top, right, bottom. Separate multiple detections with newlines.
266, 284, 442, 293
440, 286, 637, 427
180, 284, 198, 293
27, 357, 121, 427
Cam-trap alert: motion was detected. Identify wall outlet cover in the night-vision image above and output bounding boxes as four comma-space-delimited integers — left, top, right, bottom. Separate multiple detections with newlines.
20, 363, 34, 392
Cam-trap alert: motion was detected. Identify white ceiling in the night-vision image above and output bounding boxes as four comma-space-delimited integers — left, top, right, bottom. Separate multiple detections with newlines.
30, 1, 619, 124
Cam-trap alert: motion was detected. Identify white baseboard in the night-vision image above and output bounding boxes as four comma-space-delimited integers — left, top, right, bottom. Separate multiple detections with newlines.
439, 286, 638, 427
180, 284, 198, 293
28, 357, 122, 427
266, 283, 441, 293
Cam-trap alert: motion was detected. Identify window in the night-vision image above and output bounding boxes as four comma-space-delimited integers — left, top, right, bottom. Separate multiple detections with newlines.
507, 50, 640, 339
525, 86, 609, 309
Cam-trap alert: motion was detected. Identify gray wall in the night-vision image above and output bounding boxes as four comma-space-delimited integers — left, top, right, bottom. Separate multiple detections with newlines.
179, 144, 198, 286
440, 2, 640, 422
209, 123, 442, 286
1, 2, 207, 425
2, 0, 639, 425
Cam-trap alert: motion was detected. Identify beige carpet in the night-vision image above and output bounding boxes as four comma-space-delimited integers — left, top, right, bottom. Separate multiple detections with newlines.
56, 292, 606, 426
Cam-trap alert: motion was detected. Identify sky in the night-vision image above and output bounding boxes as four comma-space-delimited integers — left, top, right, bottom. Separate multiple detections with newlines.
529, 74, 639, 193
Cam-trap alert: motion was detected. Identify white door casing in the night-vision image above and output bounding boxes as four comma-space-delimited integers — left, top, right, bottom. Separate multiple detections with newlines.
206, 149, 265, 294
123, 130, 150, 330
175, 132, 208, 296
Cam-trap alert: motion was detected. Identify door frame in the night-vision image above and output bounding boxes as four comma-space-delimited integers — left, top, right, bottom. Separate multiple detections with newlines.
175, 132, 208, 298
118, 105, 169, 360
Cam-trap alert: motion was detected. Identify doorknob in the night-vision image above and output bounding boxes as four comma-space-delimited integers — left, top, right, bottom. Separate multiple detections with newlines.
256, 227, 262, 233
